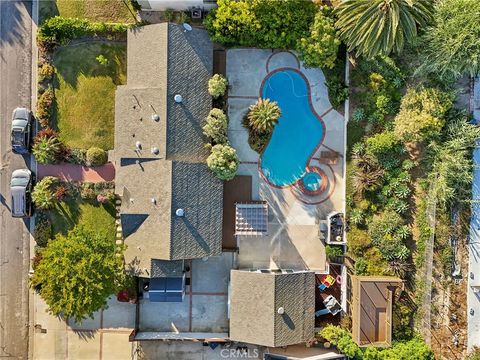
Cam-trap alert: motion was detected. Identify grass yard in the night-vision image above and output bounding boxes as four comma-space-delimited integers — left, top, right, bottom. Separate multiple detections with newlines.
39, 0, 136, 24
50, 198, 116, 240
54, 42, 126, 150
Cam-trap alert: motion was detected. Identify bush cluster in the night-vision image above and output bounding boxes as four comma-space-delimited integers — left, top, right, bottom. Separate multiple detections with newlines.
206, 144, 239, 181
34, 211, 53, 247
36, 87, 55, 127
208, 74, 228, 99
203, 108, 228, 145
86, 147, 108, 166
38, 16, 130, 48
38, 62, 55, 83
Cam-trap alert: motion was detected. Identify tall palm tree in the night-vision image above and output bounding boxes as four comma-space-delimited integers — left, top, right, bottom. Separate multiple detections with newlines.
247, 98, 281, 133
335, 0, 434, 59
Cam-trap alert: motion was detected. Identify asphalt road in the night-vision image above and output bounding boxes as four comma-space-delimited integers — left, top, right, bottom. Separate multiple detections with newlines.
0, 1, 33, 359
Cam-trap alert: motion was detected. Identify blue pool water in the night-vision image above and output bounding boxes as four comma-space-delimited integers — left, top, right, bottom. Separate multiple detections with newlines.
302, 172, 322, 191
260, 70, 324, 186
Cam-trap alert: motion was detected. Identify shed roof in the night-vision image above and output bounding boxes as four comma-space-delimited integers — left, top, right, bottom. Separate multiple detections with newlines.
229, 270, 315, 348
351, 276, 403, 347
115, 23, 222, 277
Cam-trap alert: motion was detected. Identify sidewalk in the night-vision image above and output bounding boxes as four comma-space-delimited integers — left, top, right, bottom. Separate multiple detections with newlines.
37, 163, 115, 182
468, 76, 480, 351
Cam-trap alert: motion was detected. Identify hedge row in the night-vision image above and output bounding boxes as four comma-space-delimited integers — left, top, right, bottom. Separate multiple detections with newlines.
37, 16, 132, 47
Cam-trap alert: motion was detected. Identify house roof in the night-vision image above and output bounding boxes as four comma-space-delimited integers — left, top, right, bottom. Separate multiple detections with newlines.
151, 259, 184, 278
115, 23, 222, 277
351, 276, 403, 347
229, 270, 315, 348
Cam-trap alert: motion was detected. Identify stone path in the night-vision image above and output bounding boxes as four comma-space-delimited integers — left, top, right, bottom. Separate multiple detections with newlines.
37, 163, 115, 182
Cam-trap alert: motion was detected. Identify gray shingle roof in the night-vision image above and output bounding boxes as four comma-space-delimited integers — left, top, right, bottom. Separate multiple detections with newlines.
114, 24, 222, 277
151, 259, 184, 278
229, 270, 315, 347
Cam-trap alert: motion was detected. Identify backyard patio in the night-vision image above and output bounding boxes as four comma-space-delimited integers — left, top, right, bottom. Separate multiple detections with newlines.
226, 49, 346, 273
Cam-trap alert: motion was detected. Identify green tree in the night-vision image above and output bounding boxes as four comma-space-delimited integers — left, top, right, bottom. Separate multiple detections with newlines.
30, 225, 123, 323
296, 8, 340, 69
32, 176, 56, 210
203, 108, 228, 145
467, 348, 480, 360
208, 74, 228, 98
248, 98, 281, 133
335, 0, 434, 59
207, 144, 239, 181
422, 0, 480, 79
365, 131, 400, 158
32, 135, 61, 164
394, 87, 453, 142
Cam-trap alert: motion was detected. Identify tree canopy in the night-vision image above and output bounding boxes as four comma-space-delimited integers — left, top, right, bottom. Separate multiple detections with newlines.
30, 225, 123, 322
422, 0, 480, 79
335, 0, 434, 59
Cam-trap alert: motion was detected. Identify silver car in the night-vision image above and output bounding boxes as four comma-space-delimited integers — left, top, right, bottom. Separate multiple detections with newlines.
10, 169, 34, 218
11, 107, 33, 154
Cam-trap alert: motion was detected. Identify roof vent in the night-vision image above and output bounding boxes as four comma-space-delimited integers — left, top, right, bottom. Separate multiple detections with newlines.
151, 113, 160, 122
183, 23, 192, 32
175, 208, 185, 217
277, 307, 285, 315
135, 141, 142, 150
174, 94, 183, 103
151, 147, 159, 155
151, 198, 156, 205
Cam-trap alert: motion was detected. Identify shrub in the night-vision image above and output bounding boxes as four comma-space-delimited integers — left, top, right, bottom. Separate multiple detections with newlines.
38, 62, 55, 83
67, 148, 87, 165
365, 131, 400, 158
86, 147, 107, 166
351, 108, 366, 123
203, 108, 228, 145
319, 325, 360, 359
394, 87, 454, 142
32, 177, 57, 210
347, 226, 372, 257
80, 186, 97, 201
34, 212, 53, 247
208, 74, 228, 99
296, 8, 340, 69
96, 54, 108, 65
33, 136, 62, 164
326, 76, 348, 108
248, 98, 281, 133
204, 0, 315, 49
37, 16, 130, 47
325, 245, 343, 259
207, 144, 239, 181
36, 87, 55, 127
177, 12, 189, 24
354, 258, 367, 275
164, 9, 174, 22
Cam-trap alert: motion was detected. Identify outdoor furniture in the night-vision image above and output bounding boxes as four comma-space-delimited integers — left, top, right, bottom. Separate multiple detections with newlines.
315, 295, 342, 317
319, 151, 339, 165
318, 274, 336, 291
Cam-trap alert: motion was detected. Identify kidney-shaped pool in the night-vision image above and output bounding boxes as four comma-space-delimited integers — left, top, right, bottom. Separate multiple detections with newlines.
260, 69, 325, 187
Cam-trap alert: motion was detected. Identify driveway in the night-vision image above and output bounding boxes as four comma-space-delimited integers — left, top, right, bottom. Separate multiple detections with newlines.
0, 1, 34, 359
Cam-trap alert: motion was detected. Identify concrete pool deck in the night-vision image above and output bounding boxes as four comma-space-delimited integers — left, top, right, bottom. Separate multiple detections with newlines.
227, 49, 345, 273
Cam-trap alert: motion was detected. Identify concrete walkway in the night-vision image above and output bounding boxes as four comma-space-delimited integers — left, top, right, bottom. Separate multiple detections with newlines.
468, 77, 480, 351
38, 163, 115, 182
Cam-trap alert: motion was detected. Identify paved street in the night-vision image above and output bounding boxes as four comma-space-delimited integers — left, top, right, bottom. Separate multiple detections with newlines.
0, 1, 33, 359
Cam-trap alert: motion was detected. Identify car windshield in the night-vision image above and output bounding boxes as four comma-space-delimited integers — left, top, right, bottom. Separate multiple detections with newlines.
11, 176, 28, 187
11, 129, 24, 145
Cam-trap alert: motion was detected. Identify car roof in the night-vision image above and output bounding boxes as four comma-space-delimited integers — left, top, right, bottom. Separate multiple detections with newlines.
11, 186, 26, 216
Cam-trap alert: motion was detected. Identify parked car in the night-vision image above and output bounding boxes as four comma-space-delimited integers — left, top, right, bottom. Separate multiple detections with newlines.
10, 169, 34, 218
11, 107, 33, 154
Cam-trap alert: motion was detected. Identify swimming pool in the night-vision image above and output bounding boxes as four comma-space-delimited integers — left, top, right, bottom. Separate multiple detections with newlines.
260, 69, 325, 187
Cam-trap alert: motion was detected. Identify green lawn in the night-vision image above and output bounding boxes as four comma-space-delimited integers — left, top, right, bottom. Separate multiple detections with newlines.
39, 0, 136, 24
50, 198, 116, 240
54, 42, 127, 150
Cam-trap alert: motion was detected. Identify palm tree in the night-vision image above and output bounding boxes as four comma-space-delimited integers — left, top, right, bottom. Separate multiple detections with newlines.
335, 0, 434, 59
247, 98, 281, 133
352, 152, 384, 196
32, 136, 60, 164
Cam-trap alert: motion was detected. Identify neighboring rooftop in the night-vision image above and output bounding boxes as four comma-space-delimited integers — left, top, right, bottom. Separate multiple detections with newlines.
115, 23, 223, 277
351, 276, 403, 347
229, 270, 315, 348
